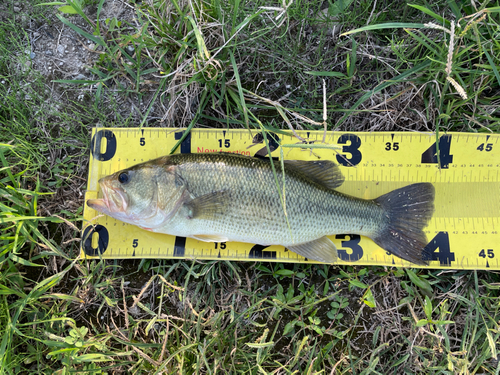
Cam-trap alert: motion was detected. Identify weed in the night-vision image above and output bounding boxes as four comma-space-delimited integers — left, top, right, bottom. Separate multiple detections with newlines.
1, 0, 500, 373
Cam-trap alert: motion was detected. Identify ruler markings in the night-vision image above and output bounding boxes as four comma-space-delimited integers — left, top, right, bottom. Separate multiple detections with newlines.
82, 129, 500, 269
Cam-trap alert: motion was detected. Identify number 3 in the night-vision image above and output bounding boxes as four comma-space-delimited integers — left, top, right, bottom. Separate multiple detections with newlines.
336, 234, 363, 261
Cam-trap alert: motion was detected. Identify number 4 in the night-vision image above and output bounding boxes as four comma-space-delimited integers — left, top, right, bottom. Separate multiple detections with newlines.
421, 135, 453, 169
423, 232, 455, 266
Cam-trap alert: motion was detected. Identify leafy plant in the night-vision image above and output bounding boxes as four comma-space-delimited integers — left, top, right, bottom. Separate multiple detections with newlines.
327, 295, 348, 321
47, 156, 77, 188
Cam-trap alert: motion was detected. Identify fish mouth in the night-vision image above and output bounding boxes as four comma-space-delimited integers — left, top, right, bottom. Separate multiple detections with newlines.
86, 198, 109, 212
87, 179, 128, 214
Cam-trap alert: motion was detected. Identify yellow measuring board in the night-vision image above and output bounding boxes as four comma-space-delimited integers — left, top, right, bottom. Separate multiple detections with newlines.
82, 128, 500, 269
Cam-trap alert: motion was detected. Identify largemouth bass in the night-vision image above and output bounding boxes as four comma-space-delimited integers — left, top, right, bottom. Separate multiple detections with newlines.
87, 153, 435, 264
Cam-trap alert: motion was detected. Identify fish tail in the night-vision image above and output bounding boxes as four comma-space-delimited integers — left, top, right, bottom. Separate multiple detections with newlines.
372, 183, 435, 265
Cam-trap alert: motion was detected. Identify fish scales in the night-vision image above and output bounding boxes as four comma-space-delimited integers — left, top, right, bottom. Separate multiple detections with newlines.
167, 153, 383, 245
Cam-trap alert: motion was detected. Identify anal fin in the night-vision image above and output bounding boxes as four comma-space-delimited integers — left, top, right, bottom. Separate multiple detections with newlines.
288, 236, 337, 263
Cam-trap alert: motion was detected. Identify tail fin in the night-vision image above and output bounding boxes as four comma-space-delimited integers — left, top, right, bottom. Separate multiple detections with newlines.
373, 183, 435, 265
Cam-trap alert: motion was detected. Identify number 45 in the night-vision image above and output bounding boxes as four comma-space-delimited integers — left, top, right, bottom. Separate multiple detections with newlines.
479, 249, 494, 258
477, 143, 492, 152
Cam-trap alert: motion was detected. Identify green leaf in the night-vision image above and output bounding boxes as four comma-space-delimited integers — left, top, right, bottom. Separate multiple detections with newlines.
9, 253, 44, 267
56, 14, 105, 47
186, 16, 210, 60
305, 71, 347, 78
349, 279, 368, 289
229, 52, 249, 127
483, 49, 500, 89
392, 353, 410, 367
341, 23, 427, 36
323, 281, 329, 295
399, 296, 414, 305
328, 0, 355, 16
446, 0, 461, 19
486, 329, 497, 359
407, 4, 449, 26
406, 269, 433, 296
256, 265, 271, 273
36, 2, 66, 5
57, 5, 78, 13
415, 319, 428, 327
433, 320, 455, 325
246, 342, 274, 348
283, 321, 295, 336
74, 354, 111, 362
65, 334, 76, 342
40, 293, 84, 303
0, 284, 25, 298
481, 280, 500, 290
339, 269, 350, 278
311, 325, 324, 336
424, 295, 433, 320
363, 288, 376, 308
275, 269, 295, 276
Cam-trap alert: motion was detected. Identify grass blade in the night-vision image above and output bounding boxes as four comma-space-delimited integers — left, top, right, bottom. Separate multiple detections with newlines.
56, 14, 105, 47
229, 51, 249, 128
335, 60, 431, 127
483, 49, 500, 88
407, 4, 450, 26
341, 23, 427, 36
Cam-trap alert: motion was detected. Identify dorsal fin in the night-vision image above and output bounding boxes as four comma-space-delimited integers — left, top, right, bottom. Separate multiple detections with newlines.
284, 160, 344, 189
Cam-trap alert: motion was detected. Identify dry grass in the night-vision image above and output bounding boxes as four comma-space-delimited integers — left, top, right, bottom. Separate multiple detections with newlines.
1, 0, 500, 373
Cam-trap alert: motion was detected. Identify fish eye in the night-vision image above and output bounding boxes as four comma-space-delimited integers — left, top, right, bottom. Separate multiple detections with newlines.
118, 172, 130, 184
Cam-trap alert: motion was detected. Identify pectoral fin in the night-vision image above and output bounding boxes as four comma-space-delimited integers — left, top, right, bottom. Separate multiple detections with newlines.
183, 190, 228, 220
192, 234, 229, 242
288, 236, 338, 263
284, 160, 344, 189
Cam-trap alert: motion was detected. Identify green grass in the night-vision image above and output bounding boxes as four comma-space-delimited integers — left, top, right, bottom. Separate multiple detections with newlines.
1, 0, 500, 373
